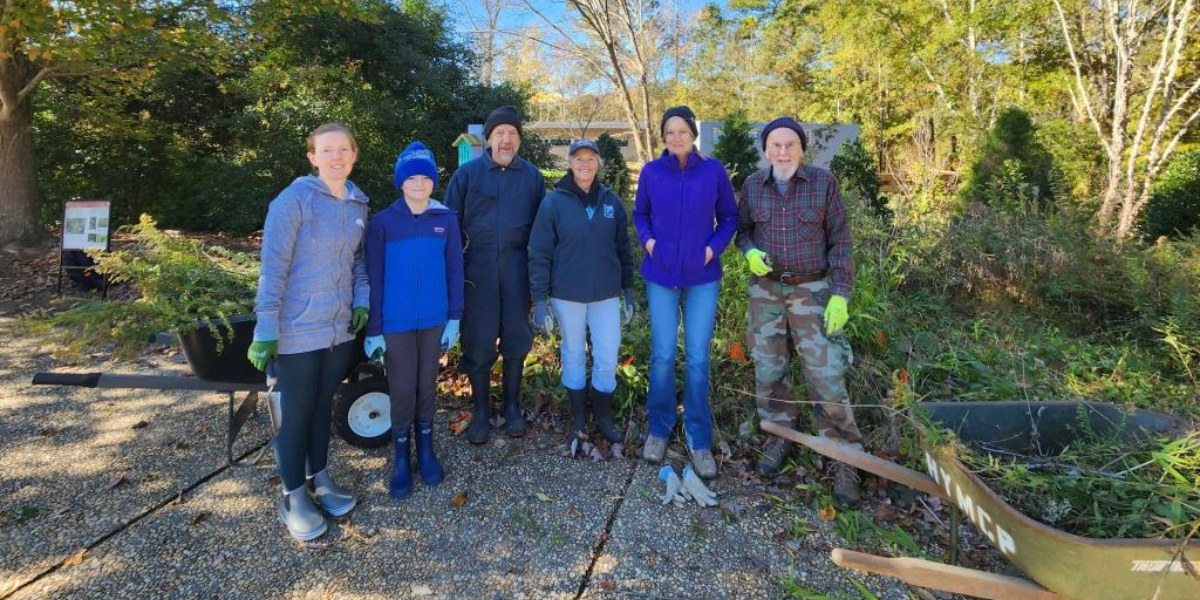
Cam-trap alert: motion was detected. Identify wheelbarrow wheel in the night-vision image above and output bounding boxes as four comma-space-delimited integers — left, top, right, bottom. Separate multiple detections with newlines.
333, 377, 391, 448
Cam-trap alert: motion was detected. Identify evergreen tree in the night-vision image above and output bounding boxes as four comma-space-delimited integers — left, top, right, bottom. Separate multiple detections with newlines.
597, 133, 632, 200
831, 138, 888, 216
712, 110, 761, 188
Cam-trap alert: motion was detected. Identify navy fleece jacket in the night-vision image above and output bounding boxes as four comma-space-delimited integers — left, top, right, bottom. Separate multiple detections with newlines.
365, 199, 464, 335
528, 175, 634, 303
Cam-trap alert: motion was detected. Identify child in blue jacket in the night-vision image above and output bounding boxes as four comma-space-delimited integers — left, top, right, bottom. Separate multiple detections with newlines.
364, 142, 464, 499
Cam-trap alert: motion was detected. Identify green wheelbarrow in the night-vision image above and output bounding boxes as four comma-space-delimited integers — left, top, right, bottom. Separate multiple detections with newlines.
762, 400, 1200, 600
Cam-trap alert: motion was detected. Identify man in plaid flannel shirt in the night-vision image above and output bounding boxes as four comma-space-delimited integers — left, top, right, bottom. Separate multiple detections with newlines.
735, 116, 864, 506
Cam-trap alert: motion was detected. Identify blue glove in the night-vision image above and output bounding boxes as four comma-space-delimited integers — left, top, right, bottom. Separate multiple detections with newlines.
364, 335, 386, 361
622, 289, 635, 326
532, 300, 555, 334
440, 319, 460, 351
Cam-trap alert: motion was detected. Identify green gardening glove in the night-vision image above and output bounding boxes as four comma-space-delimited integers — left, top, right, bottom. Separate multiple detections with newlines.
745, 248, 772, 277
823, 295, 848, 336
352, 307, 369, 333
247, 340, 278, 371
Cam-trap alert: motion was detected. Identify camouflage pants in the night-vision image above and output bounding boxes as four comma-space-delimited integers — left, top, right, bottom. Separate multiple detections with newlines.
747, 277, 862, 446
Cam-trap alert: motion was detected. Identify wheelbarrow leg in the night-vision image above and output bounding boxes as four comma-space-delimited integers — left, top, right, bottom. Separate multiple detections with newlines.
831, 548, 1066, 600
227, 391, 272, 468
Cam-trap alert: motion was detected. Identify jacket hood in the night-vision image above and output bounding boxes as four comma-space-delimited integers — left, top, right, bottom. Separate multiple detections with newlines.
389, 197, 452, 216
554, 172, 601, 206
294, 175, 369, 203
656, 148, 705, 173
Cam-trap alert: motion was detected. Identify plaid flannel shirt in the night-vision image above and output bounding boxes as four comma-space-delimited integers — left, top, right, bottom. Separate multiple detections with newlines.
735, 165, 853, 299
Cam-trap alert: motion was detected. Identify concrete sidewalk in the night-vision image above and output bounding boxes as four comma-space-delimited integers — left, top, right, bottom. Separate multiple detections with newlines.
0, 320, 916, 600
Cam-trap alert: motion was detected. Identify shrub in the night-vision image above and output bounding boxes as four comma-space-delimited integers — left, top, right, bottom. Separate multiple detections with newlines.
596, 133, 632, 200
711, 110, 761, 188
831, 137, 888, 216
25, 215, 258, 358
961, 108, 1061, 210
1141, 150, 1200, 240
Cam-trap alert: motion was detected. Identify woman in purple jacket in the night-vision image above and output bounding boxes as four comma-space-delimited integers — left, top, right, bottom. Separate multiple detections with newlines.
633, 106, 738, 480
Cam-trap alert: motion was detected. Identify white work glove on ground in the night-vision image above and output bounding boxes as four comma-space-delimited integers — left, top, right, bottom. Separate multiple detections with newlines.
659, 465, 687, 506
681, 466, 718, 507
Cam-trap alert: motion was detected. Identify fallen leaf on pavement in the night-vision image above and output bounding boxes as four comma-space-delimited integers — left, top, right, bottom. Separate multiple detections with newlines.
817, 504, 837, 521
191, 512, 209, 526
106, 475, 128, 490
600, 580, 616, 591
448, 411, 471, 435
131, 420, 149, 430
411, 584, 433, 596
535, 492, 556, 503
451, 493, 468, 507
267, 475, 281, 487
63, 547, 87, 567
38, 426, 60, 437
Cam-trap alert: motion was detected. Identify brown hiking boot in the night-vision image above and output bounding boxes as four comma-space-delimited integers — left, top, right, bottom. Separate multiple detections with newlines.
756, 435, 791, 476
828, 461, 862, 507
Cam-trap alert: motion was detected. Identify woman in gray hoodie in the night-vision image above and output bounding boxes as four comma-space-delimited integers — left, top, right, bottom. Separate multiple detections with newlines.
246, 123, 370, 541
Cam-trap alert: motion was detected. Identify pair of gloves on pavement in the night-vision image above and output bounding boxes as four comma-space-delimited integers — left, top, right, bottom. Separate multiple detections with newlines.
532, 289, 635, 335
246, 307, 371, 370
659, 465, 718, 508
362, 319, 459, 361
745, 249, 848, 336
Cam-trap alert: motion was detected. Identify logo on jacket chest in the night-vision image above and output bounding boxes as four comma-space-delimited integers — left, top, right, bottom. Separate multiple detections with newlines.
433, 226, 446, 234
603, 204, 614, 219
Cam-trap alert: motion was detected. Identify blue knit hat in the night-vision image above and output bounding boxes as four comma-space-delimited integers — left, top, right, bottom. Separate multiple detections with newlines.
393, 141, 438, 189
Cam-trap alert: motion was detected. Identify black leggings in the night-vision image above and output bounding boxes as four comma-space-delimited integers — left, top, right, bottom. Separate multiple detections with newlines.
273, 342, 354, 491
384, 326, 442, 434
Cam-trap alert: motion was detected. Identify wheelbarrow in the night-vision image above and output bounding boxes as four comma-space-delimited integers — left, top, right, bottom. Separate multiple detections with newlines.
762, 400, 1200, 600
32, 317, 396, 468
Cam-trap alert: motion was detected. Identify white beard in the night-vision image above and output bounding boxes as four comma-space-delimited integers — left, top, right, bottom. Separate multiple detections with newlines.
773, 165, 798, 181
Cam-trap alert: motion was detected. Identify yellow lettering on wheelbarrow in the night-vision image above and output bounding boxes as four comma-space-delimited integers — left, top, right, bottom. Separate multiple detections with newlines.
925, 451, 1018, 557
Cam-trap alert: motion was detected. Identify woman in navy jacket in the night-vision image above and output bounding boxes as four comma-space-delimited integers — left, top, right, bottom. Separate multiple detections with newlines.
632, 106, 738, 479
528, 139, 635, 454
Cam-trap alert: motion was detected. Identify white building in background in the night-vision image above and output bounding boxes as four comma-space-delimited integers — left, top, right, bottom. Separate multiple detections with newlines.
467, 120, 860, 171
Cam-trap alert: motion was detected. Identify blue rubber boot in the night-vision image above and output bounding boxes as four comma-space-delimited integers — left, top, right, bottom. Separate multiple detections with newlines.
389, 428, 413, 500
415, 420, 445, 486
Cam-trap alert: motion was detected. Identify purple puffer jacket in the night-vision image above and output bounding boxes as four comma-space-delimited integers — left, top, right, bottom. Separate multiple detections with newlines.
633, 150, 739, 289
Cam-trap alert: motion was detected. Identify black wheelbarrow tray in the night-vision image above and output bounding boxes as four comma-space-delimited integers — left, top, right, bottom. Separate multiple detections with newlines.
30, 317, 392, 468
762, 400, 1200, 600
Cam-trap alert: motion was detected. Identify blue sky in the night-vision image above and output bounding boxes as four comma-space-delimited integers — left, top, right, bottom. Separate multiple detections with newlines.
447, 0, 726, 46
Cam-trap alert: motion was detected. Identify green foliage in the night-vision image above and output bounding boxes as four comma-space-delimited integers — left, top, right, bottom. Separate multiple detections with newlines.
711, 110, 761, 188
33, 0, 533, 233
518, 133, 558, 173
961, 108, 1062, 210
596, 133, 632, 200
962, 429, 1200, 539
1142, 150, 1200, 240
24, 215, 258, 358
830, 138, 887, 216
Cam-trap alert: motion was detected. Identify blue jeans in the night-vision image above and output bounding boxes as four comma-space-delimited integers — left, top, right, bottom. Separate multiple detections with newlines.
645, 279, 719, 450
551, 297, 621, 393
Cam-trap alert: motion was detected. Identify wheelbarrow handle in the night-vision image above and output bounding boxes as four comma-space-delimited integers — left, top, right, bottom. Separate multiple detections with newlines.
831, 548, 1066, 600
759, 421, 945, 499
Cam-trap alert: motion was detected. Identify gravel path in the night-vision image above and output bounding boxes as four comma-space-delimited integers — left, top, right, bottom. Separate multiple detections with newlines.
0, 318, 953, 599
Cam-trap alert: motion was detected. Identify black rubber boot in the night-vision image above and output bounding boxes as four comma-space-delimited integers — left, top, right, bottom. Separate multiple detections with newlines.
501, 359, 526, 438
465, 372, 491, 445
566, 387, 589, 445
590, 388, 624, 444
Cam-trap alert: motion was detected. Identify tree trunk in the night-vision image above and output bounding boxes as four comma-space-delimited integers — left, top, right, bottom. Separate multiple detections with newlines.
0, 96, 41, 247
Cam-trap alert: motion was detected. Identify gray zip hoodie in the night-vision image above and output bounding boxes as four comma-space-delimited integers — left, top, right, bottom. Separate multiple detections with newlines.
253, 175, 370, 354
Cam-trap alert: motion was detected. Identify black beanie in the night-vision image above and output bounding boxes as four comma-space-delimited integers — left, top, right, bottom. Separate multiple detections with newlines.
660, 105, 698, 139
760, 116, 807, 151
484, 105, 523, 140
